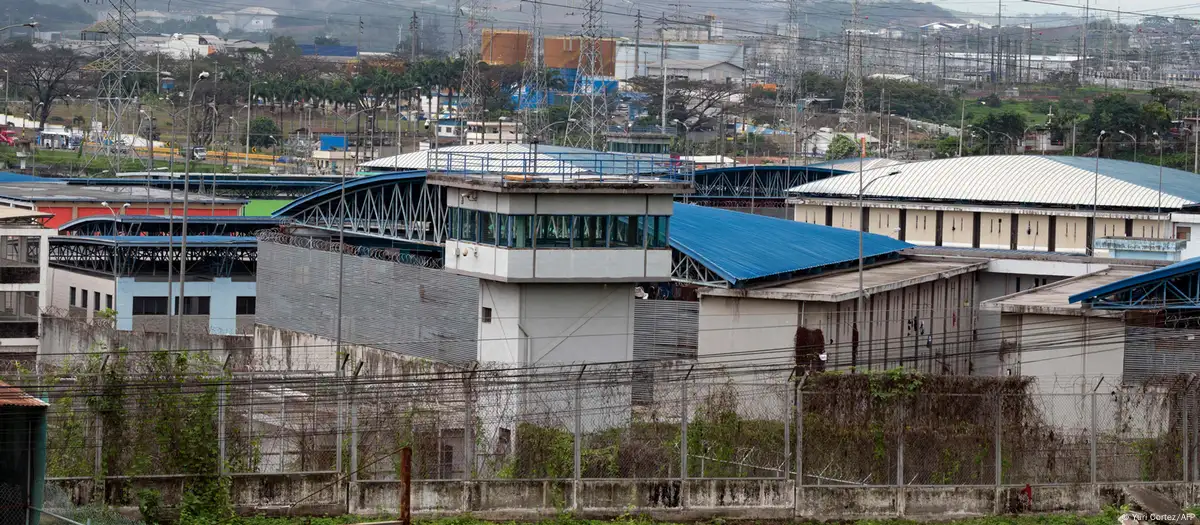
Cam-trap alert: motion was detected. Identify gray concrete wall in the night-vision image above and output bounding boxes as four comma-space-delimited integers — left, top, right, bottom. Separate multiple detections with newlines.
256, 240, 480, 365
38, 314, 251, 366
45, 475, 1200, 521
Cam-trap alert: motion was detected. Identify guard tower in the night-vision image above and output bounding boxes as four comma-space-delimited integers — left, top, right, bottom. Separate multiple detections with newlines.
425, 145, 693, 366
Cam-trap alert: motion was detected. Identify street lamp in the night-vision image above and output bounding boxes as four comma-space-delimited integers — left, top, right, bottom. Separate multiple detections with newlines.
175, 69, 210, 349
1090, 130, 1109, 256
528, 119, 576, 174
1118, 130, 1137, 163
857, 169, 902, 370
672, 118, 694, 157
1153, 131, 1165, 236
968, 126, 993, 155
0, 21, 38, 39
100, 201, 129, 320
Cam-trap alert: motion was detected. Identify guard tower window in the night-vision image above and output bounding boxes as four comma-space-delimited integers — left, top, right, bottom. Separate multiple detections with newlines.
481, 307, 493, 323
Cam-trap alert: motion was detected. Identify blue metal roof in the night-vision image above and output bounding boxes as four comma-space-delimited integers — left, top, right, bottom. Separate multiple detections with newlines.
60, 215, 286, 229
272, 171, 427, 217
669, 203, 912, 287
1045, 156, 1200, 204
0, 172, 53, 183
1069, 257, 1200, 304
53, 235, 258, 248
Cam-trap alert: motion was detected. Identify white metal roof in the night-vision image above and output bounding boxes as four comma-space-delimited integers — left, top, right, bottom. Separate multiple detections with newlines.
790, 155, 1200, 209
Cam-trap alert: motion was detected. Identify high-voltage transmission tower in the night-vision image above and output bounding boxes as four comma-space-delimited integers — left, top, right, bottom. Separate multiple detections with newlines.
776, 0, 805, 158
565, 0, 607, 150
458, 0, 489, 143
518, 0, 546, 136
841, 0, 865, 133
84, 0, 152, 171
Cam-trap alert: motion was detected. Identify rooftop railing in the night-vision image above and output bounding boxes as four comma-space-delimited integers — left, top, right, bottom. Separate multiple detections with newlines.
427, 150, 695, 184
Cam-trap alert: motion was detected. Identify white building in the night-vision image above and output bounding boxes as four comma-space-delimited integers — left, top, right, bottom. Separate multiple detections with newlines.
231, 7, 278, 32
790, 156, 1200, 260
645, 59, 744, 83
465, 120, 524, 145
0, 208, 54, 360
615, 41, 745, 80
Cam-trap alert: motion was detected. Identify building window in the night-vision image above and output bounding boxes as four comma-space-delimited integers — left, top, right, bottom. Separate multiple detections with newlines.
236, 296, 256, 315
574, 216, 607, 247
479, 212, 497, 246
132, 296, 168, 315
535, 216, 572, 248
647, 216, 669, 249
69, 287, 76, 307
1180, 226, 1192, 241
609, 216, 645, 248
81, 290, 87, 309
459, 209, 478, 243
481, 306, 492, 323
93, 291, 100, 311
175, 296, 211, 315
512, 216, 533, 248
106, 294, 113, 310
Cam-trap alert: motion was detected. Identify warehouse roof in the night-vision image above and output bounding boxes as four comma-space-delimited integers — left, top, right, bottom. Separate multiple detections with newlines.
791, 155, 1200, 209
0, 182, 246, 204
801, 157, 903, 173
702, 258, 987, 301
670, 203, 912, 287
983, 267, 1149, 317
1068, 257, 1200, 305
52, 235, 258, 248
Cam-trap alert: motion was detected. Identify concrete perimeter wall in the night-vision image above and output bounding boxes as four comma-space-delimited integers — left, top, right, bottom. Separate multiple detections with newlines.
45, 476, 1198, 520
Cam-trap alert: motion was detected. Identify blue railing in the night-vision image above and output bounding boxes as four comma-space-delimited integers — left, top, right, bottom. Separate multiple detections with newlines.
427, 151, 695, 184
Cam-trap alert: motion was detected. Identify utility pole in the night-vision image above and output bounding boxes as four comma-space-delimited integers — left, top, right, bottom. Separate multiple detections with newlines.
659, 16, 668, 130
410, 11, 420, 61
634, 10, 642, 77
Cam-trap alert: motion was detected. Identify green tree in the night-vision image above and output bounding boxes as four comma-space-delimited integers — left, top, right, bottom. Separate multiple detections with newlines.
826, 134, 858, 160
313, 35, 341, 45
972, 110, 1027, 154
246, 116, 280, 149
1084, 94, 1141, 142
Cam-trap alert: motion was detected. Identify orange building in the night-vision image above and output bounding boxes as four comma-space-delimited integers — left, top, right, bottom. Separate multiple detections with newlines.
482, 29, 616, 76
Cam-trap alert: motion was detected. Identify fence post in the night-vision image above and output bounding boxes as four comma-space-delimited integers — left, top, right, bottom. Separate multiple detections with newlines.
782, 385, 790, 481
399, 446, 412, 525
896, 406, 905, 517
794, 385, 803, 519
573, 375, 582, 511
1090, 392, 1098, 486
680, 376, 689, 509
218, 379, 227, 475
994, 393, 1002, 488
464, 371, 476, 481
1182, 393, 1189, 482
350, 363, 360, 484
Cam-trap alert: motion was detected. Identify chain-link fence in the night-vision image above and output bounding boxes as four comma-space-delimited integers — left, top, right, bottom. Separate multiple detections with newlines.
9, 361, 1198, 491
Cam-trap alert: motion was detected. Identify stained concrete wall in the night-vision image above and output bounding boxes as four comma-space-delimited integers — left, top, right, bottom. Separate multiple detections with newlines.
45, 475, 1200, 521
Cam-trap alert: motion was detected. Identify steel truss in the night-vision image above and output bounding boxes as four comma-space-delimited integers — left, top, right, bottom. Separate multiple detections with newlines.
1086, 272, 1200, 310
290, 180, 446, 246
49, 243, 257, 278
691, 167, 833, 200
671, 250, 728, 288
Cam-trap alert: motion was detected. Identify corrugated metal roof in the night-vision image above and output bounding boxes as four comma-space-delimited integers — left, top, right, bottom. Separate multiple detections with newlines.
1069, 257, 1200, 304
791, 155, 1200, 209
801, 157, 903, 173
0, 380, 47, 407
670, 203, 912, 287
52, 235, 258, 248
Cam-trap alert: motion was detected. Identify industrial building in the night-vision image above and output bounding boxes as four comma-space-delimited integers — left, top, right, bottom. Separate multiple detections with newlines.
480, 29, 617, 76
980, 256, 1194, 396
0, 178, 245, 228
46, 215, 276, 336
790, 156, 1200, 260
